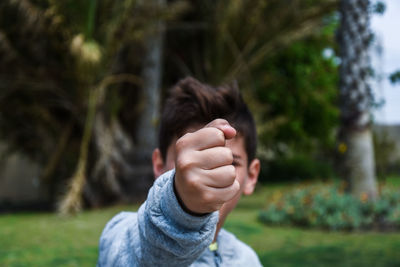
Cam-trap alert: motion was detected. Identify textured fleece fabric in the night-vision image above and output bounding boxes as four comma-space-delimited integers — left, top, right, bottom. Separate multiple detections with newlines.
97, 169, 262, 267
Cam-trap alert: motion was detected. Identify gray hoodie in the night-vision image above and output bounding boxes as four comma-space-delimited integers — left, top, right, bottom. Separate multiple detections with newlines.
97, 169, 262, 266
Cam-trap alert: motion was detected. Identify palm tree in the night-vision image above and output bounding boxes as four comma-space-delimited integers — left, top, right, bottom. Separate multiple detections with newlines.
337, 0, 378, 199
0, 0, 170, 214
0, 0, 341, 214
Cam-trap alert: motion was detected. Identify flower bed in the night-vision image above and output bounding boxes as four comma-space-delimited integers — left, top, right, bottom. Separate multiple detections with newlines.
258, 183, 400, 231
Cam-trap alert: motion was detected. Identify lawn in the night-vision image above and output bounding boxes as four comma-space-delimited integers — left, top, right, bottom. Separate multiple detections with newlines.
1, 179, 400, 266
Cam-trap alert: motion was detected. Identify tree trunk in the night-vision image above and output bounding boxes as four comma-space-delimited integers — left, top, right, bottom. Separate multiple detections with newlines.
128, 0, 166, 193
136, 0, 165, 151
87, 74, 146, 205
338, 0, 378, 200
66, 0, 166, 206
58, 87, 98, 215
89, 114, 128, 205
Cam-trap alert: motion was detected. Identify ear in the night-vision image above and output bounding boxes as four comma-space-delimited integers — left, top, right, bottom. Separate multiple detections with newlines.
243, 158, 260, 195
152, 148, 165, 179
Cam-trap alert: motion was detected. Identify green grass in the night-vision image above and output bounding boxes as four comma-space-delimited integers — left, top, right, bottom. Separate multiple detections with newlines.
229, 182, 400, 266
227, 208, 400, 267
0, 205, 137, 267
386, 175, 400, 187
1, 182, 400, 266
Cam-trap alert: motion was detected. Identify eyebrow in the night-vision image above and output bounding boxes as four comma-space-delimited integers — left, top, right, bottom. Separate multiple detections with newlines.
233, 154, 242, 160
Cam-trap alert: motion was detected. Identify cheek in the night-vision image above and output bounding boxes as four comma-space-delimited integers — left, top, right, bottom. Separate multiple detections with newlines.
235, 166, 248, 189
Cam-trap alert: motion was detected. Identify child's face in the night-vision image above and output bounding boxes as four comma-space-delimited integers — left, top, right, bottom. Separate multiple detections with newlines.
152, 134, 260, 226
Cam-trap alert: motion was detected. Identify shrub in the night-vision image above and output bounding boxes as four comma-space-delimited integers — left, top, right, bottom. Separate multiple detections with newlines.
259, 183, 400, 231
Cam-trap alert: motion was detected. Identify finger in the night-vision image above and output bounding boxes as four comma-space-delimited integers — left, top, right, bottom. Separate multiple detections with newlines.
195, 147, 233, 170
207, 179, 241, 204
204, 119, 236, 140
177, 127, 226, 151
201, 165, 237, 188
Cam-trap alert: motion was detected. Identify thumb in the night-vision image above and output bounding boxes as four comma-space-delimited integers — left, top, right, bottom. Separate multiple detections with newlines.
204, 119, 236, 140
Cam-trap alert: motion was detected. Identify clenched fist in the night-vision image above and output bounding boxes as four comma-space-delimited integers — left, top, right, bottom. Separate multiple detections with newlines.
174, 119, 240, 215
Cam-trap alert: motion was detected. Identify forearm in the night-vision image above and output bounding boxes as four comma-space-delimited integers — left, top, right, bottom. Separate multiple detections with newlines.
138, 169, 218, 265
98, 169, 219, 266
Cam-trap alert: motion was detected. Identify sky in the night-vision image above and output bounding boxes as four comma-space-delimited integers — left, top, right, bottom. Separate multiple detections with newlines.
371, 0, 400, 125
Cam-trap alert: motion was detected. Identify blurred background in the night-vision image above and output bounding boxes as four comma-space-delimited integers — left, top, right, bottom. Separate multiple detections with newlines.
0, 0, 399, 266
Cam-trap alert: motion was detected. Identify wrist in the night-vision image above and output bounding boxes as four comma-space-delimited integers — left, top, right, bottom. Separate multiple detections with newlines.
173, 175, 208, 217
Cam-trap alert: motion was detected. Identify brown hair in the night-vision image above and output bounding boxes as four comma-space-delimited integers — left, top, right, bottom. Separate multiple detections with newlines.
158, 77, 257, 164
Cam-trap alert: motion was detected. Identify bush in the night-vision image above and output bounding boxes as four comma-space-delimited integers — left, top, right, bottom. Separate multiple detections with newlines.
259, 183, 400, 231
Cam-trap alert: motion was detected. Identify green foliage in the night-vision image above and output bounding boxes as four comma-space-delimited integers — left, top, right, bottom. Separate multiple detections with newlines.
255, 22, 339, 156
164, 1, 340, 171
259, 183, 400, 231
254, 16, 339, 184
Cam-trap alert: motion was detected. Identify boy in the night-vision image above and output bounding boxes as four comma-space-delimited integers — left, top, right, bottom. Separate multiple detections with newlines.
98, 77, 262, 266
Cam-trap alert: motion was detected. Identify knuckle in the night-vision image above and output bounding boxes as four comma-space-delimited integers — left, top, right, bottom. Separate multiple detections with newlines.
186, 176, 199, 189
203, 126, 225, 145
232, 179, 240, 192
176, 155, 193, 171
224, 182, 240, 202
214, 129, 225, 144
175, 134, 189, 151
201, 191, 214, 204
214, 118, 227, 125
222, 148, 233, 163
226, 165, 236, 180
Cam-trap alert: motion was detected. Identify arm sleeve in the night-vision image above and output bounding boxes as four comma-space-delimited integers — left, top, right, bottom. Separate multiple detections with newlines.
97, 169, 219, 266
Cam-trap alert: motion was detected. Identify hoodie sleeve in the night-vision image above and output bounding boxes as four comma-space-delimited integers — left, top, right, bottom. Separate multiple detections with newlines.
97, 169, 219, 266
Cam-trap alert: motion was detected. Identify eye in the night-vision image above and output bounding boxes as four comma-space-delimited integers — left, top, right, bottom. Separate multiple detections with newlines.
232, 161, 241, 167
